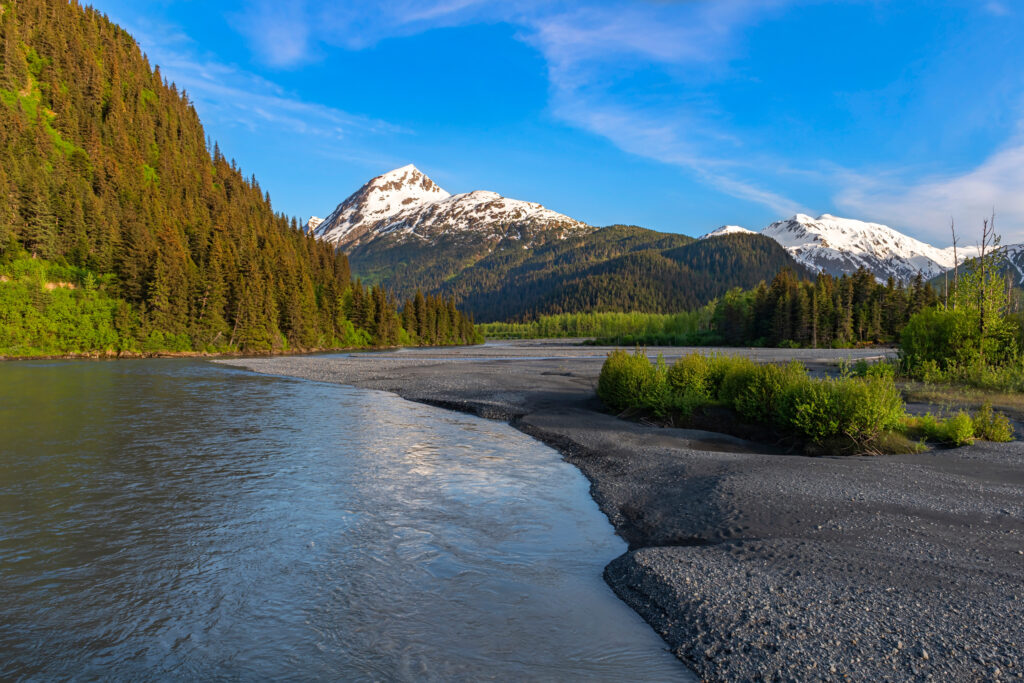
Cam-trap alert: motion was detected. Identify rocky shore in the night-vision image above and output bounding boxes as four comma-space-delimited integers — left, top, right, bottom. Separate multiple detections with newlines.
218, 341, 1024, 681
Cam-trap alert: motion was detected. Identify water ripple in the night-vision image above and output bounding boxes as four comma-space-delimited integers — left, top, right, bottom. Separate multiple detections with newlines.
0, 359, 687, 681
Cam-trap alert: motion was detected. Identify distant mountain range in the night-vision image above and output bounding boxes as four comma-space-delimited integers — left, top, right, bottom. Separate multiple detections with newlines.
307, 166, 810, 319
308, 165, 1009, 319
701, 214, 986, 283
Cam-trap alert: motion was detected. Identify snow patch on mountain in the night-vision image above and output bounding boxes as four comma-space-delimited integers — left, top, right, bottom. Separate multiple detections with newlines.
305, 216, 323, 233
699, 225, 755, 239
761, 213, 965, 282
314, 164, 451, 247
998, 244, 1024, 284
373, 189, 590, 243
312, 165, 589, 249
704, 212, 982, 283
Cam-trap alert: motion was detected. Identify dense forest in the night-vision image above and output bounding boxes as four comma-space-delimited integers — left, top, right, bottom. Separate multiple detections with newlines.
477, 266, 941, 348
711, 267, 939, 347
0, 0, 478, 355
419, 228, 812, 321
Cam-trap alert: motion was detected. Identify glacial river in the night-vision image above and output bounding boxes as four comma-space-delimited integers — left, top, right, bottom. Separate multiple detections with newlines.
0, 359, 687, 680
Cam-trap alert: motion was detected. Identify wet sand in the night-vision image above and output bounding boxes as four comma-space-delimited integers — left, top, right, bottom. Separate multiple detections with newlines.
218, 341, 1024, 681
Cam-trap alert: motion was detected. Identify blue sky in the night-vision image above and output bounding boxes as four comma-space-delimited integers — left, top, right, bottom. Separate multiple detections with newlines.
89, 0, 1024, 243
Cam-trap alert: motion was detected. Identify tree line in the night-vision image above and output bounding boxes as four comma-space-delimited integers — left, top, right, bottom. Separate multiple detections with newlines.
437, 228, 811, 322
0, 0, 478, 353
712, 267, 939, 347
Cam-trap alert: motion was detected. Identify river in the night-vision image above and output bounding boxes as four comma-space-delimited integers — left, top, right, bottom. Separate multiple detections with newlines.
0, 359, 688, 680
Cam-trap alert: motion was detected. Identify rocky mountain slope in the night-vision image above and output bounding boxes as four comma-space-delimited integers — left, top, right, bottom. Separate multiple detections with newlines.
1000, 244, 1024, 285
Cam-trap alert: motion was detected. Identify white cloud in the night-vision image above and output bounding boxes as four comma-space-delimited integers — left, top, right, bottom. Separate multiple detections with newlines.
173, 1, 1024, 238
558, 101, 808, 216
231, 0, 313, 68
984, 2, 1011, 17
217, 1, 805, 215
835, 140, 1024, 244
517, 1, 809, 215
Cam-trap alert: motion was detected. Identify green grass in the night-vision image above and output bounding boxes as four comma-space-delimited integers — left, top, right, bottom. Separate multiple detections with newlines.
597, 350, 1014, 455
479, 310, 713, 341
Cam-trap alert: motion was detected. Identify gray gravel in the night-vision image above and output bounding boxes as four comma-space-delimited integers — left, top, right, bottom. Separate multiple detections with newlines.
218, 341, 1023, 681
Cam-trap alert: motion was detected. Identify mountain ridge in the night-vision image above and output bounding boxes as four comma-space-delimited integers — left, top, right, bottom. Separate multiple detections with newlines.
704, 213, 981, 283
313, 165, 592, 250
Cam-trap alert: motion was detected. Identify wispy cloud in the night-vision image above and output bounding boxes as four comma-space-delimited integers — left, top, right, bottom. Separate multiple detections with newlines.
230, 0, 313, 68
236, 0, 493, 55
516, 1, 809, 215
836, 139, 1024, 244
224, 0, 803, 215
202, 1, 1024, 236
984, 1, 1011, 17
558, 101, 808, 216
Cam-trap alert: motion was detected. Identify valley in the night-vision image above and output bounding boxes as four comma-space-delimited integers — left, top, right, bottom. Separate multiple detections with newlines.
3, 1, 1023, 681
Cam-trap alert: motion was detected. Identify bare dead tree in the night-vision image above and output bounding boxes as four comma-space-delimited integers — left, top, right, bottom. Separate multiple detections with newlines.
976, 209, 1000, 363
944, 266, 948, 309
950, 218, 959, 310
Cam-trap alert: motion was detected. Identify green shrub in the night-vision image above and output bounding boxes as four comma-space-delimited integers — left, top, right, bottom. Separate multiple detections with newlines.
900, 307, 976, 371
597, 349, 672, 414
944, 412, 976, 446
972, 403, 1014, 442
666, 353, 714, 399
851, 359, 896, 380
778, 375, 905, 449
704, 355, 753, 397
900, 305, 1021, 389
913, 413, 945, 442
732, 362, 807, 424
717, 359, 759, 405
778, 378, 840, 445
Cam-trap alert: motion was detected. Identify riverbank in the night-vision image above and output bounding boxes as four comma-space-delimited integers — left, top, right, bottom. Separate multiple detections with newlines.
218, 341, 1024, 681
0, 344, 409, 362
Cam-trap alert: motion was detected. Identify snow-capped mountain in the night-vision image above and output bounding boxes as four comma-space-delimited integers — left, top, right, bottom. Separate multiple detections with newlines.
1004, 244, 1024, 284
312, 164, 591, 249
305, 216, 323, 233
762, 214, 963, 282
703, 213, 977, 283
313, 165, 451, 247
699, 225, 755, 239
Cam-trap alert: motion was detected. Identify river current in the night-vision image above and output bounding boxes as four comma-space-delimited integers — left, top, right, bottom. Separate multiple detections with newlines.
0, 359, 687, 680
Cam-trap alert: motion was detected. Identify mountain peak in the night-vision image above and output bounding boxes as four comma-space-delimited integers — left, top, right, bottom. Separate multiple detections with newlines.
313, 164, 450, 246
312, 165, 590, 249
700, 225, 755, 239
762, 213, 958, 281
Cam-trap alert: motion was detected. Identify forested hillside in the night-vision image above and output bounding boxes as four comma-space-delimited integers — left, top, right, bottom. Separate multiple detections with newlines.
0, 0, 478, 355
432, 227, 813, 321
